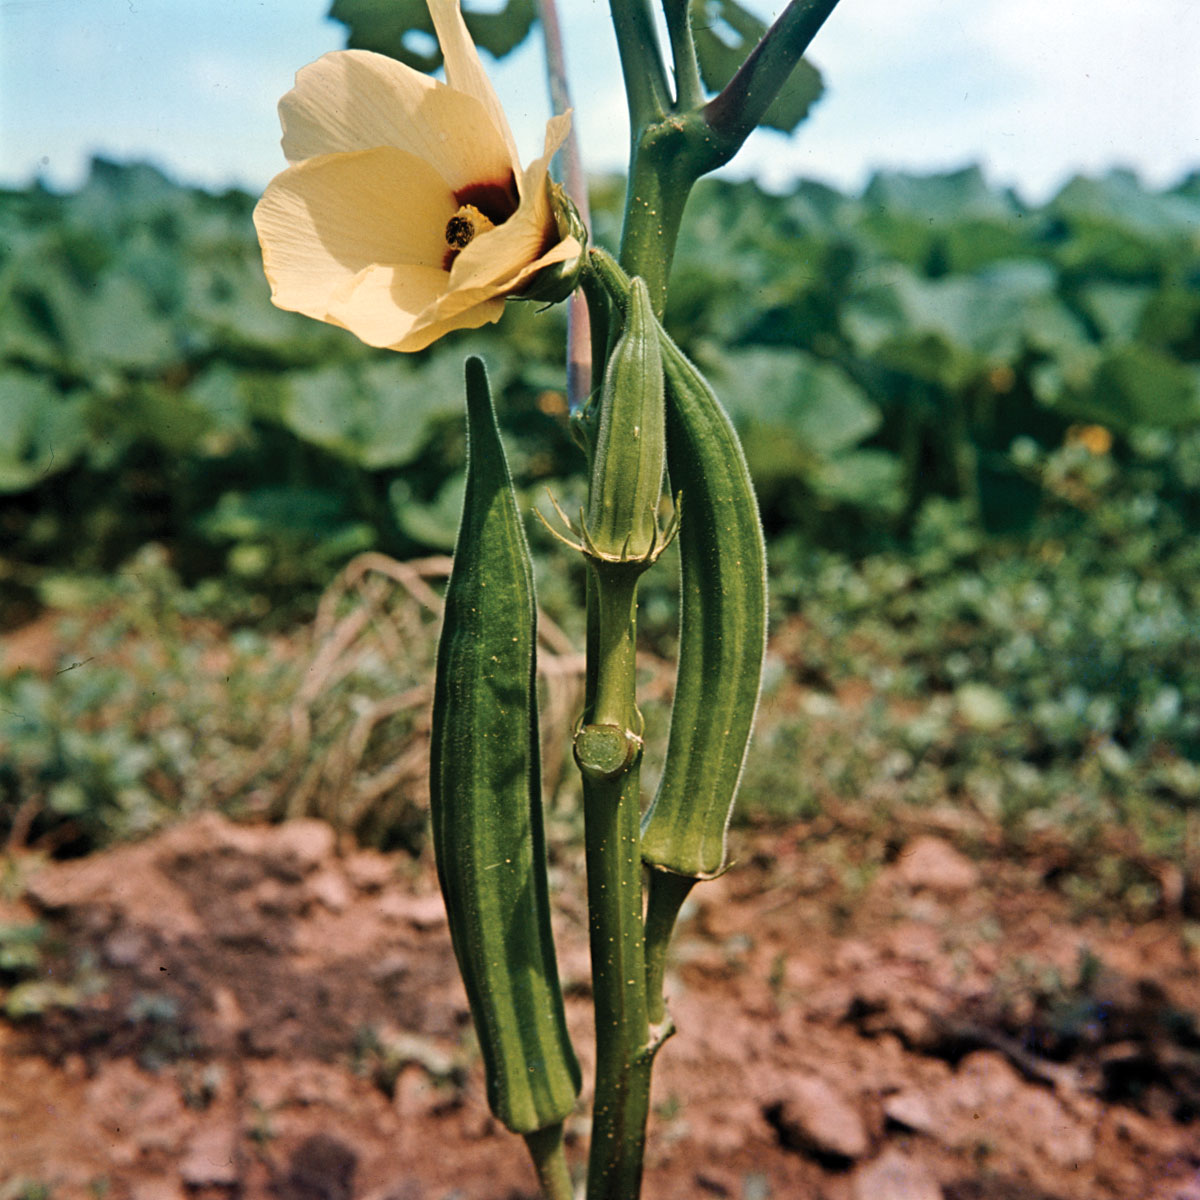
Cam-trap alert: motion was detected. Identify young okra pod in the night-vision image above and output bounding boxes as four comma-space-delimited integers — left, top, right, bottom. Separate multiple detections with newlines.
639, 329, 768, 879
584, 276, 666, 565
430, 358, 580, 1135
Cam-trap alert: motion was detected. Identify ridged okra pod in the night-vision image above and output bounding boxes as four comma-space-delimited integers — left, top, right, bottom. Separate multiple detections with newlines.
430, 358, 580, 1136
640, 330, 768, 879
585, 276, 665, 565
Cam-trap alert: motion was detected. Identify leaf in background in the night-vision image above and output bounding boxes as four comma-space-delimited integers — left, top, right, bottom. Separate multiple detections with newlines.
1052, 169, 1200, 242
283, 350, 510, 471
844, 262, 1088, 387
80, 378, 217, 458
814, 448, 903, 512
389, 473, 467, 550
0, 372, 88, 492
328, 0, 537, 70
708, 345, 880, 455
690, 0, 824, 134
75, 275, 177, 371
862, 167, 1020, 225
1077, 282, 1155, 343
1059, 345, 1200, 431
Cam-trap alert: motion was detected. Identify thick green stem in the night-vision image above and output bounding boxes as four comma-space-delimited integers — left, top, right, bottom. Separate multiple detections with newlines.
662, 0, 704, 110
608, 0, 670, 129
618, 130, 696, 316
583, 762, 652, 1200
702, 0, 843, 166
643, 870, 696, 1026
524, 1124, 575, 1200
578, 562, 653, 1200
589, 567, 641, 729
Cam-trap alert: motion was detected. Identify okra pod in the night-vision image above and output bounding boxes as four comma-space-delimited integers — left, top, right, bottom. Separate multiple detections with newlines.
639, 331, 768, 879
430, 358, 580, 1134
585, 276, 665, 564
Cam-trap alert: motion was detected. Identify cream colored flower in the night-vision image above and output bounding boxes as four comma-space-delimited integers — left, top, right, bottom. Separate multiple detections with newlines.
253, 0, 580, 352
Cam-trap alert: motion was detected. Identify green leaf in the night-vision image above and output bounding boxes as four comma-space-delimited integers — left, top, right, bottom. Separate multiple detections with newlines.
75, 275, 177, 371
814, 448, 904, 512
1060, 345, 1200, 430
1052, 169, 1200, 242
689, 0, 824, 133
389, 473, 466, 550
708, 346, 881, 456
1077, 282, 1154, 343
328, 0, 537, 70
862, 167, 1019, 225
0, 372, 88, 492
844, 262, 1088, 386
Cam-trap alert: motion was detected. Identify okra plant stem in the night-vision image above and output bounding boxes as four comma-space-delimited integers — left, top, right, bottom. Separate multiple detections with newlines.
579, 564, 654, 1200
524, 1124, 575, 1200
642, 870, 696, 1026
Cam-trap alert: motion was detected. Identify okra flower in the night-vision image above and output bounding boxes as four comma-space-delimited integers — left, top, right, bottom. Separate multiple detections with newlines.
253, 0, 582, 352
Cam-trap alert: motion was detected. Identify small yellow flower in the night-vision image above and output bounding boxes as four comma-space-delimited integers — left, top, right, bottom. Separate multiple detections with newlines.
253, 0, 581, 352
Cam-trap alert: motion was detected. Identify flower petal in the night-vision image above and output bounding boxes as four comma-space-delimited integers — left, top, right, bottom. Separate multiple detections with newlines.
254, 146, 455, 319
279, 49, 513, 195
428, 0, 520, 171
447, 113, 573, 294
326, 262, 504, 351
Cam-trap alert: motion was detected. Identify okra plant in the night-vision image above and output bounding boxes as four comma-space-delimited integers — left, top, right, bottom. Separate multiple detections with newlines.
255, 1, 841, 1195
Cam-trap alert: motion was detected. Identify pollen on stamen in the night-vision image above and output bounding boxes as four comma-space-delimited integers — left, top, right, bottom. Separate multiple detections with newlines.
442, 204, 496, 272
445, 214, 475, 249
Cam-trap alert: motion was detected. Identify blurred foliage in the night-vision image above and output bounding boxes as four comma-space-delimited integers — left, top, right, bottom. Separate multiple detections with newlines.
0, 546, 443, 858
3, 159, 1199, 616
737, 428, 1200, 907
2, 159, 1199, 897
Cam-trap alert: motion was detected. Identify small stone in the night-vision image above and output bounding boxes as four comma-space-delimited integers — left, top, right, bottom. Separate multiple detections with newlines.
952, 1051, 1022, 1107
131, 1181, 187, 1200
307, 867, 350, 913
104, 926, 150, 968
286, 1133, 357, 1200
344, 852, 394, 892
180, 1123, 239, 1187
771, 1075, 870, 1161
883, 1089, 938, 1135
379, 891, 446, 928
852, 1148, 942, 1200
695, 1167, 738, 1196
894, 837, 979, 895
270, 819, 335, 877
706, 1098, 760, 1156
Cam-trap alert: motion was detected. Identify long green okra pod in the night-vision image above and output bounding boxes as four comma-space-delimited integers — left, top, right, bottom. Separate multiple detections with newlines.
430, 359, 580, 1183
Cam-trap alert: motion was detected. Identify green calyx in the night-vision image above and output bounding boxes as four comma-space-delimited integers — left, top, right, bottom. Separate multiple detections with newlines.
512, 183, 589, 306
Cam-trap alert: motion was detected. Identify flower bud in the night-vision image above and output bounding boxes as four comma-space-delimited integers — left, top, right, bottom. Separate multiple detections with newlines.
584, 276, 665, 563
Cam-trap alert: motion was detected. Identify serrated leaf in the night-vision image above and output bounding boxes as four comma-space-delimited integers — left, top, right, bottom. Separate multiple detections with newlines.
328, 0, 537, 70
690, 0, 823, 134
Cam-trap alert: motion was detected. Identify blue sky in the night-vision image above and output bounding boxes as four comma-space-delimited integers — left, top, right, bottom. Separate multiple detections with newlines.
2, 0, 1198, 204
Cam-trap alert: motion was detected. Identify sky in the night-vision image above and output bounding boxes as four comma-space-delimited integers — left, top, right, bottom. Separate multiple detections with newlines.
1, 0, 1198, 205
